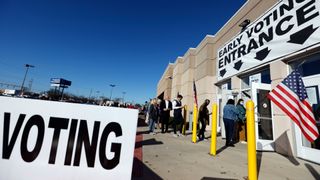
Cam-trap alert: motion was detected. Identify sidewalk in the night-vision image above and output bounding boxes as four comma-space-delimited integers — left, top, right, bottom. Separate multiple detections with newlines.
132, 126, 320, 180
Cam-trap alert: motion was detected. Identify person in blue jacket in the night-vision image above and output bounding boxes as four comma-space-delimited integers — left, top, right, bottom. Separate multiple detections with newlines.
223, 99, 239, 147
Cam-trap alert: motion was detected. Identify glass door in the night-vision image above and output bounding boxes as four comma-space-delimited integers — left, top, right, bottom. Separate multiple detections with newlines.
295, 74, 320, 164
218, 83, 232, 139
251, 82, 275, 151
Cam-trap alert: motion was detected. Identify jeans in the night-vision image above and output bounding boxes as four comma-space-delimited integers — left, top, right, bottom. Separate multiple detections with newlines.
149, 118, 156, 133
223, 118, 235, 145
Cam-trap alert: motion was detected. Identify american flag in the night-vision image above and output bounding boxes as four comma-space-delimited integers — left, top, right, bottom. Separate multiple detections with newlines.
193, 80, 198, 107
268, 69, 319, 142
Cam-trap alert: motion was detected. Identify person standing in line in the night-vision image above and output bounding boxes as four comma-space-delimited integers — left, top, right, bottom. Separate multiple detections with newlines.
197, 99, 211, 141
223, 99, 239, 147
148, 98, 159, 135
145, 99, 151, 124
160, 96, 172, 133
236, 99, 246, 143
172, 94, 184, 137
156, 99, 162, 129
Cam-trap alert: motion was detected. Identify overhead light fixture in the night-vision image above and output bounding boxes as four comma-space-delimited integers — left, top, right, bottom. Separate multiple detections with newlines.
239, 19, 250, 32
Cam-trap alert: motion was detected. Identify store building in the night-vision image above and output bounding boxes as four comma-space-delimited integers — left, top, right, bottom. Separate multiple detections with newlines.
157, 0, 320, 164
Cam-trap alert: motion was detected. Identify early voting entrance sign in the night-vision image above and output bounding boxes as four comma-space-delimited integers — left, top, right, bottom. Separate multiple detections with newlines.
217, 0, 320, 80
0, 96, 138, 180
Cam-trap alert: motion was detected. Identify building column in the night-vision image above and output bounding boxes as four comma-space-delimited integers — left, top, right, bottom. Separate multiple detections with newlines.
270, 60, 296, 156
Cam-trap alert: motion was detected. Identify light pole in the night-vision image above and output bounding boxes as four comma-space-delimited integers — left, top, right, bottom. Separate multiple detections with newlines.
20, 64, 35, 95
122, 91, 126, 103
109, 84, 116, 100
95, 91, 100, 99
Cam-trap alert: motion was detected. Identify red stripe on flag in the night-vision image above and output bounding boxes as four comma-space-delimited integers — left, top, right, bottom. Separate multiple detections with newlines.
268, 92, 314, 142
271, 87, 318, 139
277, 85, 319, 136
278, 85, 316, 125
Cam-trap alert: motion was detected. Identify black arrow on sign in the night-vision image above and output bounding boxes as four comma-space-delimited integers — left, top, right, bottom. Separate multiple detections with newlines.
255, 47, 271, 61
288, 25, 318, 45
233, 60, 243, 70
220, 69, 226, 77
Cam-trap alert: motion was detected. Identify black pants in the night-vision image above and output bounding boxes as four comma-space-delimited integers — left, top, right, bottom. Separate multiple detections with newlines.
198, 118, 206, 140
161, 112, 170, 133
173, 114, 183, 134
223, 118, 235, 146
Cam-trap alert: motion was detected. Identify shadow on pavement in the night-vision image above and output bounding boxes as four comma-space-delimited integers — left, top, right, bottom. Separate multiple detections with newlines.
216, 145, 228, 155
132, 158, 162, 180
305, 163, 320, 180
135, 138, 163, 149
278, 152, 300, 166
201, 177, 238, 180
257, 151, 262, 177
274, 131, 300, 166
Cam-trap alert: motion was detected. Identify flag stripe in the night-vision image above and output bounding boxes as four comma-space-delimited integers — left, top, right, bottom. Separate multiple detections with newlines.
279, 84, 316, 124
269, 90, 316, 140
268, 69, 319, 142
268, 91, 316, 141
271, 86, 318, 138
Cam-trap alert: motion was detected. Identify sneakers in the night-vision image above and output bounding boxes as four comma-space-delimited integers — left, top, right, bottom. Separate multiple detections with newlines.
173, 134, 178, 137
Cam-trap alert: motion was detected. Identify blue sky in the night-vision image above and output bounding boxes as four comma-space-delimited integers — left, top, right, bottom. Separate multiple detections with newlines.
0, 0, 246, 104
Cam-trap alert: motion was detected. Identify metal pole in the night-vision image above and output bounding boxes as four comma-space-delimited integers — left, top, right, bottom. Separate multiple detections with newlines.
20, 67, 29, 93
20, 64, 34, 95
210, 104, 218, 156
88, 89, 92, 99
122, 92, 126, 103
246, 100, 257, 180
109, 84, 116, 100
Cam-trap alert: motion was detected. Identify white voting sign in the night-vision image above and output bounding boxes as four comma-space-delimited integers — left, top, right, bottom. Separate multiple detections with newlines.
0, 96, 138, 180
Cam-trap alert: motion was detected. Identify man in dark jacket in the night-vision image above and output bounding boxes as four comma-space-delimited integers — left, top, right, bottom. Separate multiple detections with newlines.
160, 96, 172, 133
198, 99, 211, 141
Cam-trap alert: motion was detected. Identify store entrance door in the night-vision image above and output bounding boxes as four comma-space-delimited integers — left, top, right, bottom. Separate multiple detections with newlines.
252, 82, 275, 151
218, 89, 233, 139
295, 75, 320, 164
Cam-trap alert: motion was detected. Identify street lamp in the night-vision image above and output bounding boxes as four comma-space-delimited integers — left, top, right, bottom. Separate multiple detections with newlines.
109, 84, 116, 100
95, 91, 100, 99
122, 91, 126, 103
20, 64, 35, 95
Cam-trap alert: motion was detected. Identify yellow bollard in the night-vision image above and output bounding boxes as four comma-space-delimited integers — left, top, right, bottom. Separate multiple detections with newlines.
210, 104, 218, 156
192, 104, 198, 143
246, 100, 257, 180
182, 105, 188, 135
